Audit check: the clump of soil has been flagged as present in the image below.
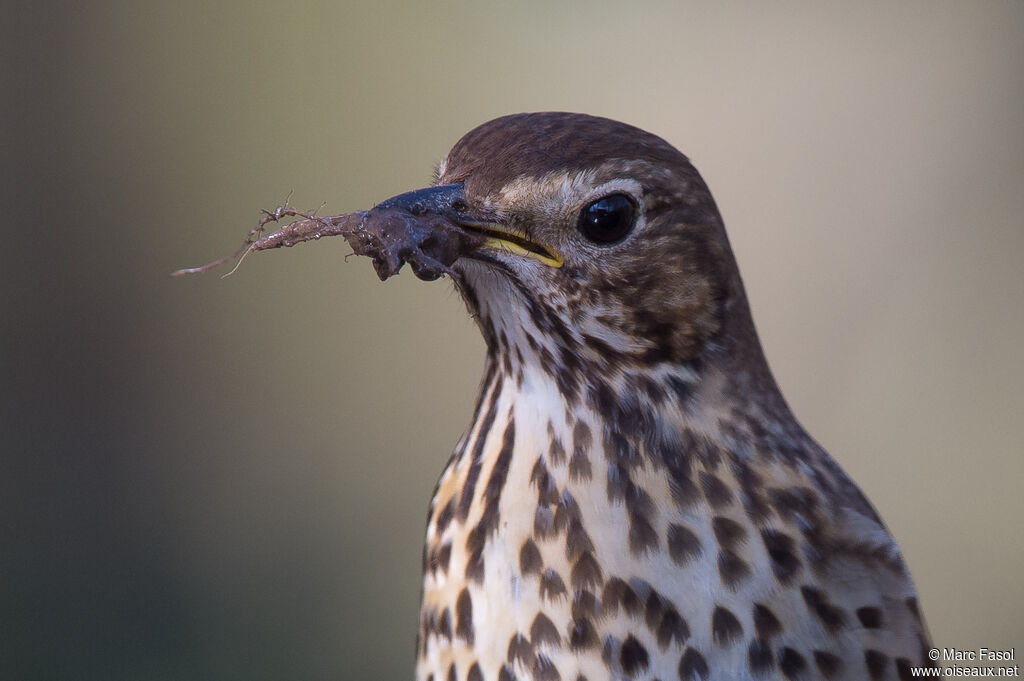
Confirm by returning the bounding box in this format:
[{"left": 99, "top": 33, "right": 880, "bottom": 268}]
[{"left": 173, "top": 201, "right": 483, "bottom": 281}]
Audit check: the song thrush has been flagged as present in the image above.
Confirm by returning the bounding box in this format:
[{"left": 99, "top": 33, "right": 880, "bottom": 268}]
[{"left": 320, "top": 112, "right": 936, "bottom": 680}]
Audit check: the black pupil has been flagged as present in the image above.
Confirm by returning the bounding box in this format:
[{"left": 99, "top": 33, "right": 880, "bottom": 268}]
[{"left": 577, "top": 194, "right": 636, "bottom": 244}]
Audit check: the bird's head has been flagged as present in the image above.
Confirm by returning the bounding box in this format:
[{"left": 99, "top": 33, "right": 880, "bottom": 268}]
[{"left": 371, "top": 113, "right": 764, "bottom": 393}]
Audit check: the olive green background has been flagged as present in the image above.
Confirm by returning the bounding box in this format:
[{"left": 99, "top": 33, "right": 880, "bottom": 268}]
[{"left": 3, "top": 2, "right": 1022, "bottom": 680}]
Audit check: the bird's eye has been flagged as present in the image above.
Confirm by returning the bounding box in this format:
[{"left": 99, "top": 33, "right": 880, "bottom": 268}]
[{"left": 576, "top": 193, "right": 637, "bottom": 244}]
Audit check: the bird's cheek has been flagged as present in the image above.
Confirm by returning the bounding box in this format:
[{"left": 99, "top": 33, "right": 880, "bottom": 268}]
[{"left": 629, "top": 275, "right": 722, "bottom": 361}]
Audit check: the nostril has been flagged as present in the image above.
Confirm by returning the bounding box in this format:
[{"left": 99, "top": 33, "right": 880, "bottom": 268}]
[
  {"left": 409, "top": 202, "right": 427, "bottom": 216},
  {"left": 451, "top": 199, "right": 468, "bottom": 213}
]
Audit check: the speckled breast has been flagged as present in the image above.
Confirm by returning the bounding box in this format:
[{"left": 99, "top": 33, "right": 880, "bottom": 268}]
[{"left": 415, "top": 363, "right": 931, "bottom": 681}]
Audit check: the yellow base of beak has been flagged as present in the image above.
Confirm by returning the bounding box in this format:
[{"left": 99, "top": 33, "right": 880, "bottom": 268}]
[{"left": 482, "top": 237, "right": 563, "bottom": 268}]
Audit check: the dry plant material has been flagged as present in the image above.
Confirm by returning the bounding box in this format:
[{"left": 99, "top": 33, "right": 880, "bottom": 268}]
[{"left": 172, "top": 200, "right": 484, "bottom": 282}]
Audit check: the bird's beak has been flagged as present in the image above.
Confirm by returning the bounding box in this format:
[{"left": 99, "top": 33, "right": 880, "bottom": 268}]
[{"left": 373, "top": 183, "right": 563, "bottom": 269}]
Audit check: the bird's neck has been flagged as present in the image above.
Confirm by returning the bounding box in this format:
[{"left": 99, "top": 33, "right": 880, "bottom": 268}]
[
  {"left": 459, "top": 263, "right": 803, "bottom": 460},
  {"left": 474, "top": 343, "right": 811, "bottom": 475}
]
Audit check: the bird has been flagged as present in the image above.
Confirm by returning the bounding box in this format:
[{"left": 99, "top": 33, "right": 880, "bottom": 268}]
[{"left": 352, "top": 112, "right": 934, "bottom": 681}]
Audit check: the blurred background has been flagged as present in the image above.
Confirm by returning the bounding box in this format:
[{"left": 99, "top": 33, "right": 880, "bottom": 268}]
[{"left": 3, "top": 1, "right": 1022, "bottom": 679}]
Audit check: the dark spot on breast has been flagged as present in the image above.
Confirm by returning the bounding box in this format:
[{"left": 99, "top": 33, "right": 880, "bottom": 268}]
[
  {"left": 896, "top": 657, "right": 914, "bottom": 680},
  {"left": 531, "top": 612, "right": 562, "bottom": 647},
  {"left": 533, "top": 653, "right": 561, "bottom": 681},
  {"left": 761, "top": 529, "right": 801, "bottom": 584},
  {"left": 711, "top": 606, "right": 742, "bottom": 646},
  {"left": 438, "top": 607, "right": 452, "bottom": 639},
  {"left": 752, "top": 603, "right": 782, "bottom": 638},
  {"left": 456, "top": 384, "right": 502, "bottom": 520},
  {"left": 628, "top": 512, "right": 658, "bottom": 555},
  {"left": 699, "top": 471, "right": 734, "bottom": 508},
  {"left": 660, "top": 432, "right": 692, "bottom": 470},
  {"left": 682, "top": 428, "right": 721, "bottom": 469},
  {"left": 455, "top": 588, "right": 474, "bottom": 644},
  {"left": 572, "top": 420, "right": 592, "bottom": 448},
  {"left": 553, "top": 354, "right": 581, "bottom": 404},
  {"left": 620, "top": 635, "right": 650, "bottom": 676},
  {"left": 768, "top": 486, "right": 818, "bottom": 524},
  {"left": 447, "top": 662, "right": 456, "bottom": 681},
  {"left": 566, "top": 518, "right": 595, "bottom": 561},
  {"left": 520, "top": 538, "right": 542, "bottom": 576},
  {"left": 569, "top": 449, "right": 592, "bottom": 481},
  {"left": 741, "top": 487, "right": 774, "bottom": 525},
  {"left": 668, "top": 474, "right": 701, "bottom": 510},
  {"left": 434, "top": 499, "right": 454, "bottom": 535},
  {"left": 508, "top": 632, "right": 536, "bottom": 667},
  {"left": 428, "top": 607, "right": 445, "bottom": 638},
  {"left": 625, "top": 479, "right": 654, "bottom": 514},
  {"left": 572, "top": 590, "right": 600, "bottom": 620},
  {"left": 813, "top": 650, "right": 841, "bottom": 678},
  {"left": 602, "top": 577, "right": 640, "bottom": 617},
  {"left": 856, "top": 606, "right": 883, "bottom": 629},
  {"left": 748, "top": 638, "right": 774, "bottom": 674},
  {"left": 606, "top": 427, "right": 642, "bottom": 469},
  {"left": 589, "top": 380, "right": 617, "bottom": 428},
  {"left": 549, "top": 429, "right": 566, "bottom": 466},
  {"left": 865, "top": 649, "right": 889, "bottom": 680},
  {"left": 643, "top": 591, "right": 665, "bottom": 629},
  {"left": 778, "top": 647, "right": 806, "bottom": 679},
  {"left": 427, "top": 546, "right": 440, "bottom": 575},
  {"left": 534, "top": 505, "right": 556, "bottom": 539},
  {"left": 553, "top": 490, "right": 580, "bottom": 533},
  {"left": 569, "top": 618, "right": 598, "bottom": 650},
  {"left": 540, "top": 568, "right": 567, "bottom": 601},
  {"left": 717, "top": 550, "right": 752, "bottom": 590},
  {"left": 660, "top": 439, "right": 695, "bottom": 491},
  {"left": 531, "top": 456, "right": 559, "bottom": 506},
  {"left": 467, "top": 662, "right": 483, "bottom": 681},
  {"left": 438, "top": 542, "right": 452, "bottom": 574},
  {"left": 606, "top": 461, "right": 629, "bottom": 502},
  {"left": 678, "top": 647, "right": 709, "bottom": 680},
  {"left": 479, "top": 419, "right": 515, "bottom": 531},
  {"left": 465, "top": 552, "right": 484, "bottom": 583},
  {"left": 733, "top": 458, "right": 763, "bottom": 488},
  {"left": 711, "top": 516, "right": 747, "bottom": 548},
  {"left": 498, "top": 664, "right": 517, "bottom": 681},
  {"left": 656, "top": 607, "right": 691, "bottom": 649},
  {"left": 800, "top": 586, "right": 847, "bottom": 633},
  {"left": 667, "top": 523, "right": 703, "bottom": 565},
  {"left": 571, "top": 551, "right": 603, "bottom": 590},
  {"left": 417, "top": 609, "right": 431, "bottom": 655},
  {"left": 465, "top": 525, "right": 486, "bottom": 582},
  {"left": 569, "top": 423, "right": 593, "bottom": 481}
]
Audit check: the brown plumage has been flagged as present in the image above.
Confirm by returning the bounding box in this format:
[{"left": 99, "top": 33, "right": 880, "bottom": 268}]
[{"left": 346, "top": 113, "right": 936, "bottom": 680}]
